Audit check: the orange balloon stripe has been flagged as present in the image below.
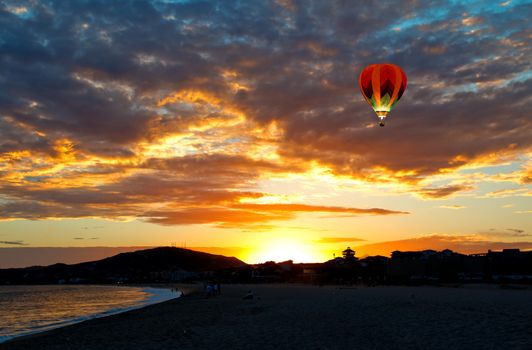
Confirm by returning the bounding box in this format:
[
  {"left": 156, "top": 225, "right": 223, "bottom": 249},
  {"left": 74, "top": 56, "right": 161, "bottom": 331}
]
[
  {"left": 388, "top": 65, "right": 403, "bottom": 109},
  {"left": 401, "top": 69, "right": 407, "bottom": 93},
  {"left": 371, "top": 64, "right": 381, "bottom": 108}
]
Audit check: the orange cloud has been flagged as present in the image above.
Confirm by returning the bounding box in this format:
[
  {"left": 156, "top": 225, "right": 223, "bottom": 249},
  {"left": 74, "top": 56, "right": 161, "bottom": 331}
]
[
  {"left": 232, "top": 203, "right": 408, "bottom": 215},
  {"left": 486, "top": 188, "right": 531, "bottom": 198},
  {"left": 355, "top": 234, "right": 532, "bottom": 257},
  {"left": 519, "top": 169, "right": 531, "bottom": 184},
  {"left": 146, "top": 207, "right": 292, "bottom": 226},
  {"left": 316, "top": 237, "right": 366, "bottom": 243},
  {"left": 146, "top": 203, "right": 407, "bottom": 227},
  {"left": 461, "top": 16, "right": 483, "bottom": 26}
]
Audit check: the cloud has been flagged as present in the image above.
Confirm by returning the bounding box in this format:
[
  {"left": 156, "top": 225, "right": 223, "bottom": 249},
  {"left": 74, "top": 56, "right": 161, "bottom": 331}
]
[
  {"left": 355, "top": 234, "right": 532, "bottom": 257},
  {"left": 232, "top": 203, "right": 408, "bottom": 215},
  {"left": 479, "top": 228, "right": 530, "bottom": 238},
  {"left": 0, "top": 148, "right": 407, "bottom": 226},
  {"left": 146, "top": 207, "right": 290, "bottom": 226},
  {"left": 439, "top": 205, "right": 466, "bottom": 209},
  {"left": 507, "top": 228, "right": 525, "bottom": 234},
  {"left": 417, "top": 185, "right": 473, "bottom": 199},
  {"left": 0, "top": 0, "right": 530, "bottom": 225},
  {"left": 520, "top": 169, "right": 532, "bottom": 184},
  {"left": 316, "top": 237, "right": 366, "bottom": 244},
  {"left": 485, "top": 188, "right": 531, "bottom": 198},
  {"left": 0, "top": 240, "right": 27, "bottom": 246},
  {"left": 146, "top": 204, "right": 406, "bottom": 227}
]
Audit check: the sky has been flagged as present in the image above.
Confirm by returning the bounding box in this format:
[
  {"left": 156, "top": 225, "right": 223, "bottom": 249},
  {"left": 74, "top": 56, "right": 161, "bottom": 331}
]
[{"left": 0, "top": 0, "right": 531, "bottom": 267}]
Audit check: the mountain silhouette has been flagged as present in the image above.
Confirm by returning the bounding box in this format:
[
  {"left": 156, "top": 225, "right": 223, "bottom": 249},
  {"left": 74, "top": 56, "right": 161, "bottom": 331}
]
[{"left": 0, "top": 247, "right": 246, "bottom": 284}]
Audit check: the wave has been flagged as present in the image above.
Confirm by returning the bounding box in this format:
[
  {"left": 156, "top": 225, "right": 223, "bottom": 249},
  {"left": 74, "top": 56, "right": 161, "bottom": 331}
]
[{"left": 0, "top": 287, "right": 180, "bottom": 344}]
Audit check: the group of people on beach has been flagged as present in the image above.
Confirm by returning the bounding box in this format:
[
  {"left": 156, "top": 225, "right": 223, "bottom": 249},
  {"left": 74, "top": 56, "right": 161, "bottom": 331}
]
[{"left": 204, "top": 282, "right": 221, "bottom": 298}]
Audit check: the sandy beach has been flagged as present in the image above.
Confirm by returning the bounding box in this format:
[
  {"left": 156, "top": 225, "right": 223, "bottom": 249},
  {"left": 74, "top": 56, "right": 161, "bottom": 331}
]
[{"left": 1, "top": 284, "right": 531, "bottom": 350}]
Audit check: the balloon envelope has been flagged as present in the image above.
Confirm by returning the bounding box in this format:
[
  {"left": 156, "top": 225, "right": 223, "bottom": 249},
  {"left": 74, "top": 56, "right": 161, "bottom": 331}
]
[{"left": 358, "top": 63, "right": 407, "bottom": 126}]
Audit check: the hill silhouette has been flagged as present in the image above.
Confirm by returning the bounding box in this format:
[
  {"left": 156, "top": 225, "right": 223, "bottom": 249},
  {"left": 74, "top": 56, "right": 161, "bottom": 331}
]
[{"left": 0, "top": 247, "right": 246, "bottom": 284}]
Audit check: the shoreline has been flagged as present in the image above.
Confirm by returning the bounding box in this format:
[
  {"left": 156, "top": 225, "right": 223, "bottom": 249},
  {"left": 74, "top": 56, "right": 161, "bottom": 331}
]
[
  {"left": 0, "top": 284, "right": 198, "bottom": 345},
  {"left": 1, "top": 284, "right": 531, "bottom": 349}
]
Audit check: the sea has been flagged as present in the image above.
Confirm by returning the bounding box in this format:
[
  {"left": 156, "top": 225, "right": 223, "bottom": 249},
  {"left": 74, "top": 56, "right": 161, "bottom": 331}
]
[{"left": 0, "top": 285, "right": 180, "bottom": 343}]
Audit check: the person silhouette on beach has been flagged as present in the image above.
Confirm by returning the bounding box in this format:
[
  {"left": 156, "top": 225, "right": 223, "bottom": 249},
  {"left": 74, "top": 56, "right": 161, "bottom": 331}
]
[{"left": 205, "top": 284, "right": 214, "bottom": 298}]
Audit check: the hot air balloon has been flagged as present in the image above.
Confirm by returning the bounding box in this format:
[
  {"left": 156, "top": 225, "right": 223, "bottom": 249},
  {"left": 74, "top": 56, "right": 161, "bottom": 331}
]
[{"left": 358, "top": 63, "right": 407, "bottom": 127}]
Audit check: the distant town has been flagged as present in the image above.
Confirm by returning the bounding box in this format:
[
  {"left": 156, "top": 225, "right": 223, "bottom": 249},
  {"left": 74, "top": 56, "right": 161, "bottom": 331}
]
[{"left": 1, "top": 247, "right": 531, "bottom": 285}]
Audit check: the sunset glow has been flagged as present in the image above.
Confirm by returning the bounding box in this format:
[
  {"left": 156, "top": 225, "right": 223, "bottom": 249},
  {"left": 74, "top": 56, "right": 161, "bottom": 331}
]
[
  {"left": 0, "top": 0, "right": 531, "bottom": 268},
  {"left": 244, "top": 237, "right": 326, "bottom": 264}
]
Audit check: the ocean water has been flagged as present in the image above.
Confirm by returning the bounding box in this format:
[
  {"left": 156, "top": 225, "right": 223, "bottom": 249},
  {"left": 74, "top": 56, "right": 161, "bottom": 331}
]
[{"left": 0, "top": 285, "right": 179, "bottom": 343}]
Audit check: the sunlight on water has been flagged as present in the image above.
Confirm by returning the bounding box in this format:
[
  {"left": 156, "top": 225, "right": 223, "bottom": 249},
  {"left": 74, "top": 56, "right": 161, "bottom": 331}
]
[{"left": 0, "top": 285, "right": 177, "bottom": 343}]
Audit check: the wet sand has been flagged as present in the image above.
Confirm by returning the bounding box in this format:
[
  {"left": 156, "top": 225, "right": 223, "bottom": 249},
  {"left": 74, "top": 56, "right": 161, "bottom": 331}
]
[{"left": 1, "top": 284, "right": 531, "bottom": 350}]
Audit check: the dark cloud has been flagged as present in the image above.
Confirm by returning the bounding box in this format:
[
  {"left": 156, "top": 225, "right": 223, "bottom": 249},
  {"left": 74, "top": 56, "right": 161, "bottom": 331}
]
[
  {"left": 507, "top": 228, "right": 524, "bottom": 234},
  {"left": 1, "top": 0, "right": 529, "bottom": 162},
  {"left": 417, "top": 184, "right": 473, "bottom": 199},
  {"left": 0, "top": 240, "right": 27, "bottom": 245},
  {"left": 0, "top": 152, "right": 406, "bottom": 224},
  {"left": 0, "top": 0, "right": 530, "bottom": 223},
  {"left": 482, "top": 228, "right": 530, "bottom": 238},
  {"left": 141, "top": 154, "right": 305, "bottom": 177},
  {"left": 0, "top": 155, "right": 277, "bottom": 210},
  {"left": 439, "top": 205, "right": 466, "bottom": 209}
]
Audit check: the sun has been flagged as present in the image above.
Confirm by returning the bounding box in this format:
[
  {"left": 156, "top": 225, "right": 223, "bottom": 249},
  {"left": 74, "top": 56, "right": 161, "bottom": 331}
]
[{"left": 245, "top": 237, "right": 324, "bottom": 264}]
